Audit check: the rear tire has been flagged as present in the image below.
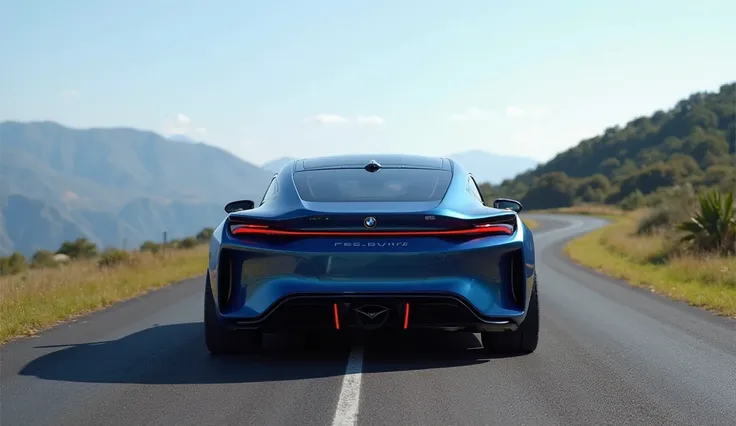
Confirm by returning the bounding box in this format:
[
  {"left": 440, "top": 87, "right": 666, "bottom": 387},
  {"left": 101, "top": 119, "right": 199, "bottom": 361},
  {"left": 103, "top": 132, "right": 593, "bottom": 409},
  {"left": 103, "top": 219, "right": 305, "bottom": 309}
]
[
  {"left": 204, "top": 280, "right": 262, "bottom": 355},
  {"left": 481, "top": 277, "right": 539, "bottom": 354}
]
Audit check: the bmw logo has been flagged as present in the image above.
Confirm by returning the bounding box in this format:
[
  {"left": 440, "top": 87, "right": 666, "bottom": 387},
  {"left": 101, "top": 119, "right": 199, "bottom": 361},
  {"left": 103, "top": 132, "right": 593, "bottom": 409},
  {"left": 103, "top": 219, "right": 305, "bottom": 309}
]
[{"left": 363, "top": 216, "right": 377, "bottom": 228}]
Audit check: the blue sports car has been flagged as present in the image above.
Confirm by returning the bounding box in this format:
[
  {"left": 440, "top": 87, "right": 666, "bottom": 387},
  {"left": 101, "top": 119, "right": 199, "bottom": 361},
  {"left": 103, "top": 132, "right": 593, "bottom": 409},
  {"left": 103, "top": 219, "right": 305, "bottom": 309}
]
[{"left": 204, "top": 154, "right": 539, "bottom": 355}]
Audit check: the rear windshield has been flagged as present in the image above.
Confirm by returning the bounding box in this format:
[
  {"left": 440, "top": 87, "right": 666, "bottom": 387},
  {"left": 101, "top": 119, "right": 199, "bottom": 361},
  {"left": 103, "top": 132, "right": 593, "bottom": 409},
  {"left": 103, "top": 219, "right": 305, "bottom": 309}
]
[{"left": 292, "top": 168, "right": 452, "bottom": 202}]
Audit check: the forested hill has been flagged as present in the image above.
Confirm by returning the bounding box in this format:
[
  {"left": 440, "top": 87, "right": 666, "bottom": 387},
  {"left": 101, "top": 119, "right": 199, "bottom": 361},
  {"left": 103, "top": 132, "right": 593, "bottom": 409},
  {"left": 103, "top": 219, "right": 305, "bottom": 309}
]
[{"left": 483, "top": 82, "right": 735, "bottom": 210}]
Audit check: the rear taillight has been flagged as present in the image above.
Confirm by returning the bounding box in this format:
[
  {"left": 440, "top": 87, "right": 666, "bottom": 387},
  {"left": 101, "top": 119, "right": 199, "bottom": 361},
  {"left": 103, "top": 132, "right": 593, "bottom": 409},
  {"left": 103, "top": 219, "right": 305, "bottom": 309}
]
[
  {"left": 230, "top": 224, "right": 269, "bottom": 233},
  {"left": 229, "top": 222, "right": 514, "bottom": 237},
  {"left": 469, "top": 223, "right": 514, "bottom": 235}
]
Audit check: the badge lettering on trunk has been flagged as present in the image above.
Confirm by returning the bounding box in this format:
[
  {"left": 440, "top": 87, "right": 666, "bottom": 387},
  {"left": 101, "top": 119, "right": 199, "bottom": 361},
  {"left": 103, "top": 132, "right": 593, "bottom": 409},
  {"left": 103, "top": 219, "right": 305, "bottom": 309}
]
[{"left": 334, "top": 242, "right": 409, "bottom": 247}]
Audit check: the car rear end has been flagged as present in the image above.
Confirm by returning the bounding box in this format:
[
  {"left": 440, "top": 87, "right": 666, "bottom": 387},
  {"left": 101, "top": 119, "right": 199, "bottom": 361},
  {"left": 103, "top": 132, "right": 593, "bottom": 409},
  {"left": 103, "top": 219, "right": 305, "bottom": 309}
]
[{"left": 210, "top": 163, "right": 534, "bottom": 334}]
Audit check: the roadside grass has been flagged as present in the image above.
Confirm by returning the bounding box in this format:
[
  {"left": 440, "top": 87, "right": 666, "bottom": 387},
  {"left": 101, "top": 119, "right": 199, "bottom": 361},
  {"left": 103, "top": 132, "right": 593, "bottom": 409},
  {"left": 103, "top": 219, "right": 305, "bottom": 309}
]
[
  {"left": 539, "top": 206, "right": 736, "bottom": 318},
  {"left": 522, "top": 217, "right": 539, "bottom": 230},
  {"left": 0, "top": 246, "right": 208, "bottom": 345}
]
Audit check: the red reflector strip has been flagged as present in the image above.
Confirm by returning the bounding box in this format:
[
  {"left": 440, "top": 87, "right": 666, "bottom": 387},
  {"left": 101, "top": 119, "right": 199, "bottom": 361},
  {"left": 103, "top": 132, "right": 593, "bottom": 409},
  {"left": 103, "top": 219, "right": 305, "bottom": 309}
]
[
  {"left": 230, "top": 223, "right": 513, "bottom": 237},
  {"left": 333, "top": 303, "right": 340, "bottom": 330},
  {"left": 403, "top": 303, "right": 410, "bottom": 329}
]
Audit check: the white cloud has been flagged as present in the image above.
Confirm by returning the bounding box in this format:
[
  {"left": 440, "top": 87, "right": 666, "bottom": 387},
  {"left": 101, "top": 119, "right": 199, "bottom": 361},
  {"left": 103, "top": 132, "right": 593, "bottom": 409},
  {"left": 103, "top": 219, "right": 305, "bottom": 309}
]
[
  {"left": 304, "top": 114, "right": 385, "bottom": 125},
  {"left": 449, "top": 107, "right": 495, "bottom": 122},
  {"left": 356, "top": 115, "right": 385, "bottom": 125},
  {"left": 162, "top": 113, "right": 205, "bottom": 137},
  {"left": 176, "top": 113, "right": 191, "bottom": 124},
  {"left": 304, "top": 114, "right": 350, "bottom": 124}
]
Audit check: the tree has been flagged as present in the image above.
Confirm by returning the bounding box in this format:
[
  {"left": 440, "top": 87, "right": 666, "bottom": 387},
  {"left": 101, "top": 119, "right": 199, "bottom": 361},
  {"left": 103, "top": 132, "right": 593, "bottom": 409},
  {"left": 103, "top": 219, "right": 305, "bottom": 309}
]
[
  {"left": 57, "top": 238, "right": 98, "bottom": 260},
  {"left": 521, "top": 172, "right": 577, "bottom": 210}
]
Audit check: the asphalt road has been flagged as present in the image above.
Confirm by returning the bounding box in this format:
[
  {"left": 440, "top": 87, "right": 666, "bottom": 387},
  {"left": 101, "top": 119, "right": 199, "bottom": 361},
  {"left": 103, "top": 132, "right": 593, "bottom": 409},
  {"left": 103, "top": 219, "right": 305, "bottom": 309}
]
[{"left": 2, "top": 215, "right": 735, "bottom": 426}]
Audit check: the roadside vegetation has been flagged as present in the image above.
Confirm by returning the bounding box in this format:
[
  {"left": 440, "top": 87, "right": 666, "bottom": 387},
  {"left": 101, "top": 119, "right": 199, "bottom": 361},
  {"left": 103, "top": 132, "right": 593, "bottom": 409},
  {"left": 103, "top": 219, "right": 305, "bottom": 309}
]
[
  {"left": 479, "top": 83, "right": 735, "bottom": 212},
  {"left": 0, "top": 229, "right": 214, "bottom": 344},
  {"left": 550, "top": 187, "right": 736, "bottom": 318},
  {"left": 472, "top": 82, "right": 735, "bottom": 318},
  {"left": 522, "top": 217, "right": 539, "bottom": 230}
]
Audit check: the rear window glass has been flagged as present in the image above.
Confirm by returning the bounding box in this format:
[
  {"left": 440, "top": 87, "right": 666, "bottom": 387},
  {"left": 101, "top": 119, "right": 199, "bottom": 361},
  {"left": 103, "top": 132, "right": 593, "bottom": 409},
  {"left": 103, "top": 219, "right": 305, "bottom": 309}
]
[{"left": 292, "top": 168, "right": 453, "bottom": 202}]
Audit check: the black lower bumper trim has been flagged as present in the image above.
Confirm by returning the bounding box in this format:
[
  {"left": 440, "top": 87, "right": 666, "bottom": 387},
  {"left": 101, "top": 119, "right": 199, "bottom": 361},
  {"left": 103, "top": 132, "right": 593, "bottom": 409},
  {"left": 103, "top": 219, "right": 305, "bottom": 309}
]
[{"left": 222, "top": 293, "right": 520, "bottom": 333}]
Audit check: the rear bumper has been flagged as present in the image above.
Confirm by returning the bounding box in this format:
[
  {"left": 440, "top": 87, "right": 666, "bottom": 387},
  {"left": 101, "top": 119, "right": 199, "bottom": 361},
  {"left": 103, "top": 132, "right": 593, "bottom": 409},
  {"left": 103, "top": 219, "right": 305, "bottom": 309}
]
[
  {"left": 208, "top": 226, "right": 536, "bottom": 332},
  {"left": 217, "top": 292, "right": 522, "bottom": 333}
]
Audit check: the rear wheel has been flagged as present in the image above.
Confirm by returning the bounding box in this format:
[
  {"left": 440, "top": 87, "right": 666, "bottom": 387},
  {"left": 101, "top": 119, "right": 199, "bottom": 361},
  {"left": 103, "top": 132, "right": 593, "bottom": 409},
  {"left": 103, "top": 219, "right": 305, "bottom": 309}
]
[
  {"left": 204, "top": 279, "right": 262, "bottom": 355},
  {"left": 481, "top": 277, "right": 539, "bottom": 354}
]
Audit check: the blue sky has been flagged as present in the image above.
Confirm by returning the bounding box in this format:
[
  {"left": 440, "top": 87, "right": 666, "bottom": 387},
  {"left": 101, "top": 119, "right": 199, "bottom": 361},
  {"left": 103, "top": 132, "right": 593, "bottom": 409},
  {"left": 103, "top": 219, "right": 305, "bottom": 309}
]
[{"left": 2, "top": 0, "right": 734, "bottom": 166}]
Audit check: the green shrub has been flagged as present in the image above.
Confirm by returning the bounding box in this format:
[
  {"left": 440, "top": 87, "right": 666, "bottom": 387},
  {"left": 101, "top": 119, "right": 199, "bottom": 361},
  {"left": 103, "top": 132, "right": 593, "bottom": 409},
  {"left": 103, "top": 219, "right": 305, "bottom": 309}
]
[
  {"left": 97, "top": 248, "right": 133, "bottom": 268},
  {"left": 0, "top": 252, "right": 28, "bottom": 276},
  {"left": 637, "top": 207, "right": 680, "bottom": 235},
  {"left": 139, "top": 240, "right": 161, "bottom": 254},
  {"left": 31, "top": 250, "right": 58, "bottom": 269},
  {"left": 619, "top": 189, "right": 645, "bottom": 211},
  {"left": 677, "top": 189, "right": 736, "bottom": 255},
  {"left": 196, "top": 228, "right": 214, "bottom": 242},
  {"left": 178, "top": 237, "right": 198, "bottom": 249}
]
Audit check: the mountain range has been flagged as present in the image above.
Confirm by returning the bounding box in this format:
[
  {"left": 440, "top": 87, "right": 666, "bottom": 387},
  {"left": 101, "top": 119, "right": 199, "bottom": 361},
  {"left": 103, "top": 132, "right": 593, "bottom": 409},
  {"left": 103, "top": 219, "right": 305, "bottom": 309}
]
[
  {"left": 0, "top": 121, "right": 274, "bottom": 256},
  {"left": 1, "top": 121, "right": 538, "bottom": 257}
]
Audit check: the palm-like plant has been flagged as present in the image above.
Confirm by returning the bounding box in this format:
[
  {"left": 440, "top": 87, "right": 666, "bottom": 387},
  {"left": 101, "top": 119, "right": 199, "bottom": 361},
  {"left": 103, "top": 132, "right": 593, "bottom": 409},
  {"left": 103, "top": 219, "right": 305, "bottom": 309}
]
[{"left": 677, "top": 190, "right": 736, "bottom": 255}]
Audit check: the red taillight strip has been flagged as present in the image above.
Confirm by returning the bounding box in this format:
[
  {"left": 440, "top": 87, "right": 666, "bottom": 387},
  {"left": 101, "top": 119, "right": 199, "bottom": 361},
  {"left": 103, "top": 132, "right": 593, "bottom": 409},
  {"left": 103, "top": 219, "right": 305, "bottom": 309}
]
[{"left": 230, "top": 223, "right": 513, "bottom": 237}]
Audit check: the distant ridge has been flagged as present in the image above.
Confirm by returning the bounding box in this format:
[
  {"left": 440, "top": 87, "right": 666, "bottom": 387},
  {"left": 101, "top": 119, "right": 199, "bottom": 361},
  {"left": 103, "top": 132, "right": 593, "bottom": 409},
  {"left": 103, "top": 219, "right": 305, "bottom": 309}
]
[
  {"left": 0, "top": 120, "right": 274, "bottom": 256},
  {"left": 262, "top": 157, "right": 297, "bottom": 173}
]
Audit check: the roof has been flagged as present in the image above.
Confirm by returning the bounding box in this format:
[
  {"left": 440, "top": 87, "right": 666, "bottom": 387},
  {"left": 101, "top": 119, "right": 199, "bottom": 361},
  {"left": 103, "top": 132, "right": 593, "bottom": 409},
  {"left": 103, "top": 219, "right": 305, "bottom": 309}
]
[{"left": 293, "top": 154, "right": 453, "bottom": 172}]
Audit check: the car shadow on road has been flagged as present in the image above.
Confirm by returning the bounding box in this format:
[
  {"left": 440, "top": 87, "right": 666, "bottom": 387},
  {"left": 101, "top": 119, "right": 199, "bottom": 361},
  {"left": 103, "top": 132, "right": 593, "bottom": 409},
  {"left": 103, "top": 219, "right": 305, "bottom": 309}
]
[{"left": 18, "top": 322, "right": 523, "bottom": 385}]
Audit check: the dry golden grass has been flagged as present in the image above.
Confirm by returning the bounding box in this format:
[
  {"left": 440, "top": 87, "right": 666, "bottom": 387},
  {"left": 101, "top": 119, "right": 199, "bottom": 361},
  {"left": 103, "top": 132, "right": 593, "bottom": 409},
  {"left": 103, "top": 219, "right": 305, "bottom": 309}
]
[
  {"left": 522, "top": 217, "right": 539, "bottom": 230},
  {"left": 0, "top": 246, "right": 208, "bottom": 344},
  {"left": 562, "top": 209, "right": 736, "bottom": 318}
]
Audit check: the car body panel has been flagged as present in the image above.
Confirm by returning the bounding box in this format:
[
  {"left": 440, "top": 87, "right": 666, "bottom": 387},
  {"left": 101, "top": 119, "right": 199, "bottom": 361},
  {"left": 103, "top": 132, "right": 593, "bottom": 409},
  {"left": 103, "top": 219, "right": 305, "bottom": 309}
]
[{"left": 206, "top": 154, "right": 536, "bottom": 333}]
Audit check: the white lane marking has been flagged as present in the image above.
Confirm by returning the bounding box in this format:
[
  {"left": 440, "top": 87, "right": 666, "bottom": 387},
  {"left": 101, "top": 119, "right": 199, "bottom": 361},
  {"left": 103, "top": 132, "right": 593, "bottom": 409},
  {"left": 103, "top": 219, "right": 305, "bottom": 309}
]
[{"left": 332, "top": 345, "right": 364, "bottom": 426}]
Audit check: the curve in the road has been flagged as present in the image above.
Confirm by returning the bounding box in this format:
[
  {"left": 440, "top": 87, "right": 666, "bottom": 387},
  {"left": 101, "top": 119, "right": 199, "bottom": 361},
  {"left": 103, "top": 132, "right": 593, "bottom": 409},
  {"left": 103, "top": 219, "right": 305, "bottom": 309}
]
[{"left": 1, "top": 215, "right": 735, "bottom": 426}]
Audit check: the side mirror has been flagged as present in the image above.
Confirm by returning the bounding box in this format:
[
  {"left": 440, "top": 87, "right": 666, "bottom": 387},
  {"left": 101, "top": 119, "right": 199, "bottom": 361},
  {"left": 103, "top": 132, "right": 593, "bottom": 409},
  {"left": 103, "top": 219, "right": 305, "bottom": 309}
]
[
  {"left": 492, "top": 198, "right": 523, "bottom": 213},
  {"left": 224, "top": 200, "right": 255, "bottom": 213}
]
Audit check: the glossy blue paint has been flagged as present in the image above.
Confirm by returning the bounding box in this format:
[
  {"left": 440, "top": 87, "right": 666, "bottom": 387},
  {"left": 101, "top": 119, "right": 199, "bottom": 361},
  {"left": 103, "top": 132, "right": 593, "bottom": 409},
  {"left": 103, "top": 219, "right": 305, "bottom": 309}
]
[{"left": 206, "top": 154, "right": 536, "bottom": 329}]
